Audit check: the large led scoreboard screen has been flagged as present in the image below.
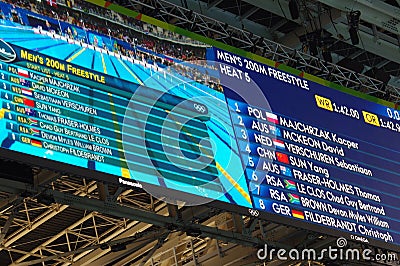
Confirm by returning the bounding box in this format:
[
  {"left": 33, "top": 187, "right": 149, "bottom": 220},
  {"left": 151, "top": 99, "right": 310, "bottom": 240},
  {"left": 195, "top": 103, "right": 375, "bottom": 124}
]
[
  {"left": 210, "top": 47, "right": 400, "bottom": 251},
  {"left": 0, "top": 2, "right": 251, "bottom": 208},
  {"left": 0, "top": 1, "right": 399, "bottom": 252}
]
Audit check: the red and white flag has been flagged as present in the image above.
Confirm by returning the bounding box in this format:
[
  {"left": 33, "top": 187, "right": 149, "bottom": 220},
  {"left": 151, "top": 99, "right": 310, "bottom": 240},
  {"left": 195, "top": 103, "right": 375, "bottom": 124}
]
[
  {"left": 266, "top": 112, "right": 279, "bottom": 124},
  {"left": 47, "top": 0, "right": 58, "bottom": 7},
  {"left": 18, "top": 68, "right": 29, "bottom": 78}
]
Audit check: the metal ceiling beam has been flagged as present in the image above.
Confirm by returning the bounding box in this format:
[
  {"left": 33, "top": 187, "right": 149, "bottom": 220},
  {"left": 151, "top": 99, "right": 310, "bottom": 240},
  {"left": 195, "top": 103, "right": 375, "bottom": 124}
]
[
  {"left": 12, "top": 213, "right": 96, "bottom": 265},
  {"left": 241, "top": 6, "right": 260, "bottom": 20},
  {"left": 0, "top": 210, "right": 15, "bottom": 243},
  {"left": 55, "top": 194, "right": 286, "bottom": 249},
  {"left": 163, "top": 0, "right": 273, "bottom": 40},
  {"left": 125, "top": 0, "right": 255, "bottom": 48},
  {"left": 80, "top": 230, "right": 169, "bottom": 266},
  {"left": 196, "top": 243, "right": 257, "bottom": 265},
  {"left": 0, "top": 178, "right": 290, "bottom": 251},
  {"left": 71, "top": 206, "right": 168, "bottom": 265},
  {"left": 85, "top": 0, "right": 400, "bottom": 101},
  {"left": 112, "top": 240, "right": 158, "bottom": 266},
  {"left": 16, "top": 231, "right": 166, "bottom": 266},
  {"left": 5, "top": 188, "right": 163, "bottom": 265},
  {"left": 33, "top": 169, "right": 60, "bottom": 188},
  {"left": 207, "top": 0, "right": 223, "bottom": 9},
  {"left": 325, "top": 22, "right": 400, "bottom": 65},
  {"left": 59, "top": 191, "right": 156, "bottom": 265},
  {"left": 0, "top": 194, "right": 18, "bottom": 211},
  {"left": 349, "top": 50, "right": 366, "bottom": 60},
  {"left": 375, "top": 59, "right": 390, "bottom": 69},
  {"left": 245, "top": 0, "right": 400, "bottom": 38},
  {"left": 74, "top": 208, "right": 295, "bottom": 265},
  {"left": 270, "top": 18, "right": 290, "bottom": 32},
  {"left": 138, "top": 232, "right": 169, "bottom": 265},
  {"left": 241, "top": 0, "right": 297, "bottom": 21},
  {"left": 71, "top": 224, "right": 155, "bottom": 265},
  {"left": 249, "top": 0, "right": 400, "bottom": 88},
  {"left": 277, "top": 8, "right": 342, "bottom": 48},
  {"left": 241, "top": 0, "right": 400, "bottom": 67},
  {"left": 319, "top": 0, "right": 400, "bottom": 36},
  {"left": 1, "top": 181, "right": 98, "bottom": 250}
]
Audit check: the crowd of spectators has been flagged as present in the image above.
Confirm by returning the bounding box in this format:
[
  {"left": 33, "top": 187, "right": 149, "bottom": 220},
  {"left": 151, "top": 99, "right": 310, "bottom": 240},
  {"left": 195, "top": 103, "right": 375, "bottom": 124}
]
[
  {"left": 1, "top": 0, "right": 205, "bottom": 61},
  {"left": 71, "top": 0, "right": 206, "bottom": 60}
]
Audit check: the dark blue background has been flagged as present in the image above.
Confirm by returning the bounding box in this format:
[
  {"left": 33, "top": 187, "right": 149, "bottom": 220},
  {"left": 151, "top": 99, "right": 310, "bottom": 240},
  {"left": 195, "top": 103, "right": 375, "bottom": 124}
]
[{"left": 211, "top": 48, "right": 400, "bottom": 247}]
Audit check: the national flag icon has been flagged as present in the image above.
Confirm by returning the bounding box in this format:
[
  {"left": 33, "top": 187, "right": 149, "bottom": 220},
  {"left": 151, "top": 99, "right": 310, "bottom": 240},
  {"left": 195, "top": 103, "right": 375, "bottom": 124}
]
[
  {"left": 28, "top": 118, "right": 38, "bottom": 126},
  {"left": 292, "top": 209, "right": 304, "bottom": 219},
  {"left": 23, "top": 98, "right": 35, "bottom": 108},
  {"left": 269, "top": 125, "right": 281, "bottom": 137},
  {"left": 276, "top": 151, "right": 289, "bottom": 164},
  {"left": 266, "top": 112, "right": 279, "bottom": 124},
  {"left": 280, "top": 165, "right": 292, "bottom": 177},
  {"left": 284, "top": 179, "right": 296, "bottom": 190},
  {"left": 25, "top": 108, "right": 36, "bottom": 116},
  {"left": 21, "top": 88, "right": 33, "bottom": 97},
  {"left": 30, "top": 128, "right": 40, "bottom": 137},
  {"left": 20, "top": 78, "right": 31, "bottom": 87},
  {"left": 288, "top": 193, "right": 300, "bottom": 204},
  {"left": 273, "top": 139, "right": 285, "bottom": 150},
  {"left": 18, "top": 68, "right": 29, "bottom": 78},
  {"left": 31, "top": 139, "right": 42, "bottom": 148}
]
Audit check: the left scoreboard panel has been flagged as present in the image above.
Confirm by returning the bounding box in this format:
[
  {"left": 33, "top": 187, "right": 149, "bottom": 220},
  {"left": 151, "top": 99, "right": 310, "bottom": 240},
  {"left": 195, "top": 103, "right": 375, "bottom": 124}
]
[{"left": 0, "top": 5, "right": 252, "bottom": 209}]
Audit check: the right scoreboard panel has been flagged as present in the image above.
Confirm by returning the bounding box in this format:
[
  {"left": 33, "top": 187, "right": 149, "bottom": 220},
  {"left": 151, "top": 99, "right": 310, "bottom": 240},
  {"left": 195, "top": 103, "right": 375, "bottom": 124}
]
[{"left": 211, "top": 47, "right": 400, "bottom": 251}]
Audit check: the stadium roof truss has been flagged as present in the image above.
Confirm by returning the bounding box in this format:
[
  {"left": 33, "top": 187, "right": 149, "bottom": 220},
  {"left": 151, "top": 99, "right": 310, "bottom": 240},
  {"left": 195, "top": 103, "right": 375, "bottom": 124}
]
[
  {"left": 0, "top": 169, "right": 394, "bottom": 265},
  {"left": 116, "top": 0, "right": 400, "bottom": 103},
  {"left": 0, "top": 171, "right": 346, "bottom": 265}
]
